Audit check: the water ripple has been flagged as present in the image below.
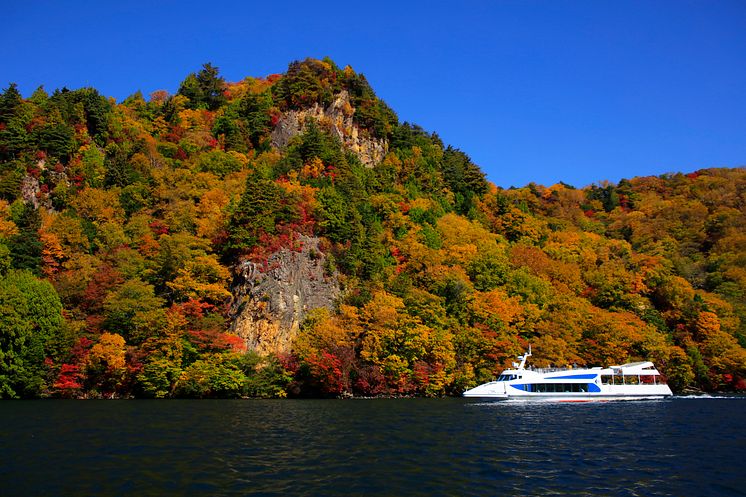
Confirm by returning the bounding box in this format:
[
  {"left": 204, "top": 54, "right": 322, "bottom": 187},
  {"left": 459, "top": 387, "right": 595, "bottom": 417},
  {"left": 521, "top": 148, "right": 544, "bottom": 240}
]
[{"left": 1, "top": 398, "right": 745, "bottom": 496}]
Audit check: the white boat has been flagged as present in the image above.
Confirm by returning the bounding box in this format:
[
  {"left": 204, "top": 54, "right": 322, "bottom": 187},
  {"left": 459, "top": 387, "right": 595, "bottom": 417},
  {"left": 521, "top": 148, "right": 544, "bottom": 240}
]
[{"left": 463, "top": 347, "right": 673, "bottom": 401}]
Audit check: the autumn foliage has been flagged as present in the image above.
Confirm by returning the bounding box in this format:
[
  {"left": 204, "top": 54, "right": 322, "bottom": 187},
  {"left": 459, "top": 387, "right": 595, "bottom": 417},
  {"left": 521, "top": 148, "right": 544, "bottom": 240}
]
[{"left": 0, "top": 59, "right": 744, "bottom": 398}]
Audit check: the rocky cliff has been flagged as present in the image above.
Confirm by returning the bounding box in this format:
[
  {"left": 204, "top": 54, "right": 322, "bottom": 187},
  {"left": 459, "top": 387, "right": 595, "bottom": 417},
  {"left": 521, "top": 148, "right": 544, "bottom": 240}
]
[
  {"left": 229, "top": 235, "right": 341, "bottom": 354},
  {"left": 271, "top": 90, "right": 388, "bottom": 167},
  {"left": 230, "top": 92, "right": 385, "bottom": 355}
]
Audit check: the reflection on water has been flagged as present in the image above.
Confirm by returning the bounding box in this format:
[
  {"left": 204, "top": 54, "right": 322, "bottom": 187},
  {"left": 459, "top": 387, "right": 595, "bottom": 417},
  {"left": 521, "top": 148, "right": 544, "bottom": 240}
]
[{"left": 0, "top": 398, "right": 744, "bottom": 496}]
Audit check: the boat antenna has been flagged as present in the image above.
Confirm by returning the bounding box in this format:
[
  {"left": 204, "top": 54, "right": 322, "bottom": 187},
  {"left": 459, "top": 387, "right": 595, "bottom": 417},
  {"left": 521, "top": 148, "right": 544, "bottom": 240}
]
[{"left": 516, "top": 345, "right": 532, "bottom": 370}]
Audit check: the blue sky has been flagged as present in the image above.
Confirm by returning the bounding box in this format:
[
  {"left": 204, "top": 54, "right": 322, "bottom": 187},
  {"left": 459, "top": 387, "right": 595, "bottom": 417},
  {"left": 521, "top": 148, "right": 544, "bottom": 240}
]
[{"left": 3, "top": 1, "right": 745, "bottom": 188}]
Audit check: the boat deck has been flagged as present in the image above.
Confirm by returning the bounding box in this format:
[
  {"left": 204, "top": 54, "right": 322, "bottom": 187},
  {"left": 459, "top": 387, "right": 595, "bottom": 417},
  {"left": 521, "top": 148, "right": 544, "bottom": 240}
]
[{"left": 526, "top": 366, "right": 592, "bottom": 374}]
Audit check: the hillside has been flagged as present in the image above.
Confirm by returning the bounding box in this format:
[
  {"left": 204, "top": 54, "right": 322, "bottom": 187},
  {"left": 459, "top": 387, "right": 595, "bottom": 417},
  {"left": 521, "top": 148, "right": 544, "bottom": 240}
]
[{"left": 0, "top": 58, "right": 744, "bottom": 398}]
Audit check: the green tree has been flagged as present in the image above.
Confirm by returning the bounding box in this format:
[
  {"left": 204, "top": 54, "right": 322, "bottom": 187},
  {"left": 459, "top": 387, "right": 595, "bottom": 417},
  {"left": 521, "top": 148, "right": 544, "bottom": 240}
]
[
  {"left": 175, "top": 353, "right": 247, "bottom": 398},
  {"left": 47, "top": 87, "right": 111, "bottom": 144},
  {"left": 0, "top": 270, "right": 63, "bottom": 397},
  {"left": 177, "top": 63, "right": 226, "bottom": 111},
  {"left": 441, "top": 146, "right": 487, "bottom": 216},
  {"left": 103, "top": 279, "right": 165, "bottom": 344},
  {"left": 0, "top": 83, "right": 23, "bottom": 122},
  {"left": 272, "top": 58, "right": 338, "bottom": 110},
  {"left": 225, "top": 175, "right": 293, "bottom": 256},
  {"left": 9, "top": 203, "right": 42, "bottom": 275},
  {"left": 196, "top": 150, "right": 244, "bottom": 178},
  {"left": 0, "top": 85, "right": 32, "bottom": 162},
  {"left": 137, "top": 356, "right": 182, "bottom": 398},
  {"left": 236, "top": 352, "right": 292, "bottom": 398},
  {"left": 239, "top": 90, "right": 274, "bottom": 151},
  {"left": 34, "top": 123, "right": 76, "bottom": 162}
]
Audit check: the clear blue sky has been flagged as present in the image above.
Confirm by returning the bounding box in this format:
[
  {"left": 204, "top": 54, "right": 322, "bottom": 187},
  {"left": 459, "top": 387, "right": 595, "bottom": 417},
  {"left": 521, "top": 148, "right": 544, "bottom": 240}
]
[{"left": 3, "top": 1, "right": 745, "bottom": 188}]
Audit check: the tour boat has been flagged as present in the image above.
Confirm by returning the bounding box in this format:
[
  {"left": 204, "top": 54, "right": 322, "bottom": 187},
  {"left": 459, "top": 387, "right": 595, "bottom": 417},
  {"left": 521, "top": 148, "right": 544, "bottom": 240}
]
[{"left": 463, "top": 347, "right": 673, "bottom": 401}]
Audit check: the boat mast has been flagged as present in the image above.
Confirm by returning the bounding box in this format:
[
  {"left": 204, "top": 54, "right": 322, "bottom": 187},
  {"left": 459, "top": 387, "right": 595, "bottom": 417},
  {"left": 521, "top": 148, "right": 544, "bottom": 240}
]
[{"left": 513, "top": 345, "right": 532, "bottom": 370}]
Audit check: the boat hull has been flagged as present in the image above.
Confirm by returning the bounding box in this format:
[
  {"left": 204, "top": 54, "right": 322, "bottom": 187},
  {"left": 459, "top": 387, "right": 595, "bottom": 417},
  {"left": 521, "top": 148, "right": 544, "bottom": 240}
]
[{"left": 464, "top": 393, "right": 671, "bottom": 401}]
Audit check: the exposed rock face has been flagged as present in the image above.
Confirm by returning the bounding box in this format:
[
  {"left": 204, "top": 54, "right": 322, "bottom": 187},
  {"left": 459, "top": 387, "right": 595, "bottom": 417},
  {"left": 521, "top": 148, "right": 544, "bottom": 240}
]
[
  {"left": 271, "top": 90, "right": 388, "bottom": 167},
  {"left": 21, "top": 175, "right": 40, "bottom": 209},
  {"left": 230, "top": 235, "right": 341, "bottom": 354},
  {"left": 21, "top": 159, "right": 69, "bottom": 211}
]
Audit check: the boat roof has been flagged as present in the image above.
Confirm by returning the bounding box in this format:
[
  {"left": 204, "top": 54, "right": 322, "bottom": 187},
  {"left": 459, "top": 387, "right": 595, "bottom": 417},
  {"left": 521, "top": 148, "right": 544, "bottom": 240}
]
[
  {"left": 501, "top": 360, "right": 660, "bottom": 376},
  {"left": 618, "top": 361, "right": 650, "bottom": 368},
  {"left": 611, "top": 361, "right": 659, "bottom": 373}
]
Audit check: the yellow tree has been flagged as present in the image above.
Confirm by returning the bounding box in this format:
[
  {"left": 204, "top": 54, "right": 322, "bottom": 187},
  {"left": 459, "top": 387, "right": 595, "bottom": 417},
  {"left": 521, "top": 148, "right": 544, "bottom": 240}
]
[
  {"left": 166, "top": 254, "right": 231, "bottom": 304},
  {"left": 359, "top": 291, "right": 428, "bottom": 392},
  {"left": 294, "top": 305, "right": 363, "bottom": 359},
  {"left": 0, "top": 200, "right": 18, "bottom": 238},
  {"left": 85, "top": 332, "right": 127, "bottom": 395}
]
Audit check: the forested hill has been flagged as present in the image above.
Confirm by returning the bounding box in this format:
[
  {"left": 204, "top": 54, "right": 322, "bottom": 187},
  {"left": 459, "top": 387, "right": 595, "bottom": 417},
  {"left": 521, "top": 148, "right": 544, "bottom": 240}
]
[{"left": 0, "top": 58, "right": 744, "bottom": 399}]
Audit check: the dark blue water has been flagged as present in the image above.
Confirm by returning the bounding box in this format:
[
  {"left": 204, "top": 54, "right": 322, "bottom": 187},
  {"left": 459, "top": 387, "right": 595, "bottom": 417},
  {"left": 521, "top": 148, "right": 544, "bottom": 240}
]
[{"left": 1, "top": 397, "right": 744, "bottom": 496}]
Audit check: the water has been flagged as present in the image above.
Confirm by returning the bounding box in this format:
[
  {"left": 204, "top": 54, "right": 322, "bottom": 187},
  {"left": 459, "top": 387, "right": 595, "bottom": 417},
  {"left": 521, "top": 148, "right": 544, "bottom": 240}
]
[{"left": 1, "top": 397, "right": 744, "bottom": 496}]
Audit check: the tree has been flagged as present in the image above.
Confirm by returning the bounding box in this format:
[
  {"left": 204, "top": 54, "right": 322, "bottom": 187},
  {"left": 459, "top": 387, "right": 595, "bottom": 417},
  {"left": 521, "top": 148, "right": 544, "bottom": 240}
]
[
  {"left": 166, "top": 254, "right": 231, "bottom": 304},
  {"left": 177, "top": 63, "right": 226, "bottom": 111},
  {"left": 237, "top": 351, "right": 292, "bottom": 398},
  {"left": 239, "top": 90, "right": 273, "bottom": 151},
  {"left": 0, "top": 270, "right": 63, "bottom": 397},
  {"left": 225, "top": 175, "right": 285, "bottom": 256},
  {"left": 0, "top": 85, "right": 32, "bottom": 163},
  {"left": 175, "top": 353, "right": 247, "bottom": 398},
  {"left": 195, "top": 150, "right": 245, "bottom": 178},
  {"left": 85, "top": 332, "right": 127, "bottom": 395},
  {"left": 137, "top": 356, "right": 182, "bottom": 398},
  {"left": 151, "top": 232, "right": 212, "bottom": 295},
  {"left": 9, "top": 203, "right": 42, "bottom": 275},
  {"left": 34, "top": 123, "right": 76, "bottom": 162},
  {"left": 441, "top": 146, "right": 488, "bottom": 215},
  {"left": 272, "top": 58, "right": 337, "bottom": 110},
  {"left": 0, "top": 83, "right": 22, "bottom": 121},
  {"left": 103, "top": 279, "right": 165, "bottom": 344}
]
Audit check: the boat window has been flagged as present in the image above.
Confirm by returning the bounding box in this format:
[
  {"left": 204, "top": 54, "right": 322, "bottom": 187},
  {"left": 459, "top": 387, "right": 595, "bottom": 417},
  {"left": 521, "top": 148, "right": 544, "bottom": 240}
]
[
  {"left": 640, "top": 375, "right": 656, "bottom": 385},
  {"left": 531, "top": 383, "right": 594, "bottom": 393},
  {"left": 613, "top": 374, "right": 624, "bottom": 385},
  {"left": 625, "top": 375, "right": 640, "bottom": 385},
  {"left": 601, "top": 375, "right": 613, "bottom": 385}
]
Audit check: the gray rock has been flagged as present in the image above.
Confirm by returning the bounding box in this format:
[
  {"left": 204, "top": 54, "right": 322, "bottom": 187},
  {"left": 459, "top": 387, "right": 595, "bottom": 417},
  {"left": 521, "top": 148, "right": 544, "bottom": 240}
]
[
  {"left": 230, "top": 234, "right": 341, "bottom": 354},
  {"left": 270, "top": 90, "right": 388, "bottom": 168}
]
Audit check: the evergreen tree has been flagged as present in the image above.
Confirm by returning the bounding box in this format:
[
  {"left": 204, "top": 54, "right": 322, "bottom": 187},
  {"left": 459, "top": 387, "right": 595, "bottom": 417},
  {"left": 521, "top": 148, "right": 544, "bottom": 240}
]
[
  {"left": 0, "top": 83, "right": 22, "bottom": 122},
  {"left": 225, "top": 175, "right": 284, "bottom": 256},
  {"left": 9, "top": 204, "right": 42, "bottom": 275},
  {"left": 178, "top": 63, "right": 226, "bottom": 111}
]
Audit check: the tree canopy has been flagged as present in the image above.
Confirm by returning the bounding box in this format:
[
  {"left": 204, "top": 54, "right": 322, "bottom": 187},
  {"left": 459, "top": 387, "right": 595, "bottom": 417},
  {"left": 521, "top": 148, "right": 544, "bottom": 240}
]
[{"left": 0, "top": 60, "right": 744, "bottom": 398}]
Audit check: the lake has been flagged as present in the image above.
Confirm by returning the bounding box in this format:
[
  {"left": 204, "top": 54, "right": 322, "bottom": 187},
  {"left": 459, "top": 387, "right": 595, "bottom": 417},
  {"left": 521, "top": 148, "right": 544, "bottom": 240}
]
[{"left": 1, "top": 397, "right": 744, "bottom": 496}]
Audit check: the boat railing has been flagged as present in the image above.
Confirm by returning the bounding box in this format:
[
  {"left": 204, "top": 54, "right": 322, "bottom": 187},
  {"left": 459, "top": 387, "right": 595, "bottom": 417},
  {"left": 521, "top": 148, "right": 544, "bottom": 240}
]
[{"left": 527, "top": 366, "right": 587, "bottom": 374}]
